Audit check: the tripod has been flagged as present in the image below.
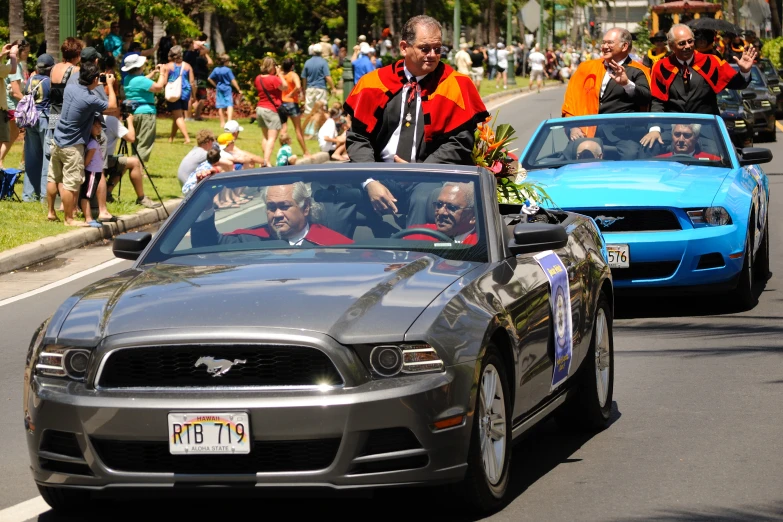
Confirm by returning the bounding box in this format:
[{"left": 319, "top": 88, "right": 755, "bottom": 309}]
[{"left": 114, "top": 118, "right": 168, "bottom": 217}]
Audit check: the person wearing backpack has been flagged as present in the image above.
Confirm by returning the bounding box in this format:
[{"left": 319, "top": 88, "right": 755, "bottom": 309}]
[
  {"left": 20, "top": 54, "right": 53, "bottom": 201},
  {"left": 121, "top": 54, "right": 168, "bottom": 163},
  {"left": 164, "top": 45, "right": 195, "bottom": 144}
]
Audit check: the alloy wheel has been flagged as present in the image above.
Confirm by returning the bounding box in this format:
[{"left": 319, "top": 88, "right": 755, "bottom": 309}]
[{"left": 479, "top": 363, "right": 507, "bottom": 486}]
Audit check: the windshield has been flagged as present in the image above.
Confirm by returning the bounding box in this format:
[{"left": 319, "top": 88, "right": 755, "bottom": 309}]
[
  {"left": 522, "top": 117, "right": 732, "bottom": 169},
  {"left": 758, "top": 59, "right": 778, "bottom": 77},
  {"left": 143, "top": 170, "right": 488, "bottom": 264},
  {"left": 718, "top": 89, "right": 741, "bottom": 104}
]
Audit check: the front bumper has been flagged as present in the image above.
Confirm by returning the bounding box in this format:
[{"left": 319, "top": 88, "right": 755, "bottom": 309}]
[
  {"left": 25, "top": 338, "right": 478, "bottom": 491},
  {"left": 602, "top": 224, "right": 745, "bottom": 290},
  {"left": 749, "top": 107, "right": 776, "bottom": 133}
]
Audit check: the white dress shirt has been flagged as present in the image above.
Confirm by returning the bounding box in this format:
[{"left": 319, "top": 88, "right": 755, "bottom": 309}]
[
  {"left": 380, "top": 64, "right": 426, "bottom": 163},
  {"left": 600, "top": 56, "right": 636, "bottom": 99},
  {"left": 285, "top": 223, "right": 310, "bottom": 246}
]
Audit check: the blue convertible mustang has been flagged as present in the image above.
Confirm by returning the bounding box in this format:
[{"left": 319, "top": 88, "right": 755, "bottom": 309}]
[{"left": 520, "top": 113, "right": 771, "bottom": 309}]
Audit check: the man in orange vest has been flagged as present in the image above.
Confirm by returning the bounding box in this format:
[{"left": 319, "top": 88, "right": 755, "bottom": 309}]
[
  {"left": 561, "top": 27, "right": 651, "bottom": 159},
  {"left": 562, "top": 27, "right": 651, "bottom": 140}
]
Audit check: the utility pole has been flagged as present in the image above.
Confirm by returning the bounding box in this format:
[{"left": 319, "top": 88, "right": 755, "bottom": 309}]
[
  {"left": 342, "top": 0, "right": 357, "bottom": 100},
  {"left": 540, "top": 0, "right": 545, "bottom": 47},
  {"left": 508, "top": 0, "right": 517, "bottom": 85},
  {"left": 454, "top": 0, "right": 461, "bottom": 47}
]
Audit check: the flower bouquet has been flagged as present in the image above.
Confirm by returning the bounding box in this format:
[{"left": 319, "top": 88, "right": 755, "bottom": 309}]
[{"left": 472, "top": 114, "right": 554, "bottom": 213}]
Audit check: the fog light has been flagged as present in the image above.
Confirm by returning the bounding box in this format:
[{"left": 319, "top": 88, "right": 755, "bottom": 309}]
[{"left": 370, "top": 345, "right": 403, "bottom": 377}]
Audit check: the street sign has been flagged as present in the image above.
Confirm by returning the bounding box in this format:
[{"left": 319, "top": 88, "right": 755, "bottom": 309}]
[{"left": 521, "top": 0, "right": 540, "bottom": 32}]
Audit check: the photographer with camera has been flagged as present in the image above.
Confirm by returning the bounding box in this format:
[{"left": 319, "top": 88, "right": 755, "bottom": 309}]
[
  {"left": 46, "top": 62, "right": 117, "bottom": 226},
  {"left": 120, "top": 54, "right": 167, "bottom": 163}
]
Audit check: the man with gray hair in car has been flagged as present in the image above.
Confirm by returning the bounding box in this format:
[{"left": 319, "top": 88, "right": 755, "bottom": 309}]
[
  {"left": 405, "top": 182, "right": 478, "bottom": 244},
  {"left": 192, "top": 182, "right": 353, "bottom": 247},
  {"left": 655, "top": 123, "right": 721, "bottom": 161}
]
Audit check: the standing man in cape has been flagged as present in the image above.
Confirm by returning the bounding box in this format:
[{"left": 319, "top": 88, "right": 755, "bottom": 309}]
[
  {"left": 343, "top": 15, "right": 489, "bottom": 223},
  {"left": 561, "top": 27, "right": 651, "bottom": 159},
  {"left": 641, "top": 24, "right": 756, "bottom": 148}
]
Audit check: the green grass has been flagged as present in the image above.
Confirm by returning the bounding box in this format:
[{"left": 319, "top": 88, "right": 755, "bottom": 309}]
[
  {"left": 0, "top": 117, "right": 323, "bottom": 251},
  {"left": 0, "top": 80, "right": 554, "bottom": 252}
]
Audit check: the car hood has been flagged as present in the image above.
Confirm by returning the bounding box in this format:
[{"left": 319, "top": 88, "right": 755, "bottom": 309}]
[
  {"left": 527, "top": 161, "right": 733, "bottom": 208},
  {"left": 53, "top": 250, "right": 482, "bottom": 346}
]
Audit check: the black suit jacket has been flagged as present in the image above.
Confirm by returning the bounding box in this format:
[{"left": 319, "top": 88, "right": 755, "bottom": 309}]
[
  {"left": 599, "top": 61, "right": 652, "bottom": 114},
  {"left": 346, "top": 89, "right": 475, "bottom": 165},
  {"left": 651, "top": 65, "right": 751, "bottom": 115}
]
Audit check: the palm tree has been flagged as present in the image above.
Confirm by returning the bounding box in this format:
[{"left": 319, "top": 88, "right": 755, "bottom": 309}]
[
  {"left": 384, "top": 0, "right": 395, "bottom": 37},
  {"left": 9, "top": 0, "right": 23, "bottom": 42},
  {"left": 44, "top": 0, "right": 59, "bottom": 60}
]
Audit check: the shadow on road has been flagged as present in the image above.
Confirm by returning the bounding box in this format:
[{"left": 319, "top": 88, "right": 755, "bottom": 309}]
[
  {"left": 608, "top": 500, "right": 783, "bottom": 521},
  {"left": 34, "top": 405, "right": 621, "bottom": 522},
  {"left": 614, "top": 273, "right": 772, "bottom": 320}
]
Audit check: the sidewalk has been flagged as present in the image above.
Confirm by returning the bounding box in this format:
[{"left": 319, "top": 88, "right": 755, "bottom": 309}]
[{"left": 0, "top": 84, "right": 560, "bottom": 275}]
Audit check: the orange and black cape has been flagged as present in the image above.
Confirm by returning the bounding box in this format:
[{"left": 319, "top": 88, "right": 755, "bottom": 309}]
[
  {"left": 651, "top": 52, "right": 738, "bottom": 101},
  {"left": 561, "top": 58, "right": 651, "bottom": 137},
  {"left": 343, "top": 60, "right": 488, "bottom": 144}
]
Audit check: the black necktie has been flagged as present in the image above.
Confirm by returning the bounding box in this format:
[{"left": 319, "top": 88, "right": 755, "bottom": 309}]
[{"left": 396, "top": 77, "right": 418, "bottom": 162}]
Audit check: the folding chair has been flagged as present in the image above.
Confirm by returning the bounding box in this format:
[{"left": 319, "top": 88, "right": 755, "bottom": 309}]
[{"left": 0, "top": 168, "right": 23, "bottom": 201}]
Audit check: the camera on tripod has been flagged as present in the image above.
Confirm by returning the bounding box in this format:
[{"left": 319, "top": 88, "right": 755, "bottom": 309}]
[{"left": 120, "top": 100, "right": 139, "bottom": 120}]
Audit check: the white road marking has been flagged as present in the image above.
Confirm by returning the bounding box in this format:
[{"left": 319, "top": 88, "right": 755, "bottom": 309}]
[
  {"left": 0, "top": 258, "right": 124, "bottom": 308},
  {"left": 0, "top": 496, "right": 48, "bottom": 522}
]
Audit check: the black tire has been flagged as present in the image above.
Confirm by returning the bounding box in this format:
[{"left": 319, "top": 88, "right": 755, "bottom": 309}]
[
  {"left": 458, "top": 344, "right": 512, "bottom": 514},
  {"left": 730, "top": 233, "right": 757, "bottom": 310},
  {"left": 754, "top": 222, "right": 770, "bottom": 281},
  {"left": 37, "top": 484, "right": 90, "bottom": 513},
  {"left": 555, "top": 291, "right": 614, "bottom": 432}
]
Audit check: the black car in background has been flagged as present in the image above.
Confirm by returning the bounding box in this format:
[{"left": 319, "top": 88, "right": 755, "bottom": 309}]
[
  {"left": 718, "top": 88, "right": 754, "bottom": 147},
  {"left": 757, "top": 58, "right": 783, "bottom": 116},
  {"left": 732, "top": 64, "right": 776, "bottom": 142}
]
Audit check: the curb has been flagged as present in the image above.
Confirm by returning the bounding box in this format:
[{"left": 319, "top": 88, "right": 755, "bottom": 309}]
[
  {"left": 1, "top": 153, "right": 333, "bottom": 275},
  {"left": 1, "top": 84, "right": 551, "bottom": 275}
]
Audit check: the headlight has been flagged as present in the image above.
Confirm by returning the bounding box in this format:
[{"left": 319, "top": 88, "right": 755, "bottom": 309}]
[
  {"left": 735, "top": 120, "right": 746, "bottom": 128},
  {"left": 35, "top": 345, "right": 92, "bottom": 381},
  {"left": 761, "top": 100, "right": 772, "bottom": 108},
  {"left": 687, "top": 207, "right": 733, "bottom": 226},
  {"left": 368, "top": 343, "right": 444, "bottom": 377}
]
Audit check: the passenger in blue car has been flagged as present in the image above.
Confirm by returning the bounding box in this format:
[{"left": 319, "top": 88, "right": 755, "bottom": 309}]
[
  {"left": 576, "top": 140, "right": 603, "bottom": 160},
  {"left": 655, "top": 123, "right": 720, "bottom": 161}
]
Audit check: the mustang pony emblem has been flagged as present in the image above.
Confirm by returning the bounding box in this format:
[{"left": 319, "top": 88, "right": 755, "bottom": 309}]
[
  {"left": 594, "top": 215, "right": 625, "bottom": 228},
  {"left": 194, "top": 356, "right": 247, "bottom": 377}
]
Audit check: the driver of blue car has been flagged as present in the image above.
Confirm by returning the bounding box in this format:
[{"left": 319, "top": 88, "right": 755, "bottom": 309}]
[
  {"left": 655, "top": 123, "right": 721, "bottom": 161},
  {"left": 404, "top": 182, "right": 478, "bottom": 244}
]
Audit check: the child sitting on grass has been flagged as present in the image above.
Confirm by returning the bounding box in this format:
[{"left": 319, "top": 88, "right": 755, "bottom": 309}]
[
  {"left": 182, "top": 148, "right": 223, "bottom": 196},
  {"left": 276, "top": 133, "right": 298, "bottom": 166}
]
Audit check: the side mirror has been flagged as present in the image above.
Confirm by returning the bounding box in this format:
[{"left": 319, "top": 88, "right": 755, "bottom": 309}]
[
  {"left": 113, "top": 232, "right": 152, "bottom": 260},
  {"left": 738, "top": 147, "right": 773, "bottom": 166},
  {"left": 741, "top": 91, "right": 757, "bottom": 100},
  {"left": 508, "top": 222, "right": 568, "bottom": 255}
]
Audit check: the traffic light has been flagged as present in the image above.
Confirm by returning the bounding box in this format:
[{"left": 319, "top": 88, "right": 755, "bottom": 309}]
[{"left": 590, "top": 20, "right": 595, "bottom": 37}]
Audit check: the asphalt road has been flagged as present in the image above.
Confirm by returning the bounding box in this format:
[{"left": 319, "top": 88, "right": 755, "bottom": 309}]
[{"left": 2, "top": 86, "right": 783, "bottom": 521}]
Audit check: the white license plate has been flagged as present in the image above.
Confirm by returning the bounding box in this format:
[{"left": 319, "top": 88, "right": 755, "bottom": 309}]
[
  {"left": 606, "top": 244, "right": 630, "bottom": 268},
  {"left": 168, "top": 412, "right": 250, "bottom": 455}
]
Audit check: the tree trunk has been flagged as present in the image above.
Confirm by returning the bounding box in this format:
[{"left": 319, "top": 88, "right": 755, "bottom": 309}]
[
  {"left": 394, "top": 0, "right": 403, "bottom": 40},
  {"left": 152, "top": 16, "right": 166, "bottom": 64},
  {"left": 44, "top": 0, "right": 60, "bottom": 61},
  {"left": 202, "top": 10, "right": 212, "bottom": 44},
  {"left": 770, "top": 0, "right": 782, "bottom": 37},
  {"left": 384, "top": 0, "right": 395, "bottom": 36},
  {"left": 488, "top": 0, "right": 497, "bottom": 43},
  {"left": 9, "top": 0, "right": 23, "bottom": 43},
  {"left": 118, "top": 5, "right": 134, "bottom": 38},
  {"left": 212, "top": 15, "right": 226, "bottom": 55}
]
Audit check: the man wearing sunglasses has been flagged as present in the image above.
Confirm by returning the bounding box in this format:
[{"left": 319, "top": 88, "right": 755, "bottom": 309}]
[
  {"left": 642, "top": 24, "right": 755, "bottom": 148},
  {"left": 405, "top": 182, "right": 478, "bottom": 244},
  {"left": 343, "top": 15, "right": 489, "bottom": 227},
  {"left": 655, "top": 123, "right": 720, "bottom": 161}
]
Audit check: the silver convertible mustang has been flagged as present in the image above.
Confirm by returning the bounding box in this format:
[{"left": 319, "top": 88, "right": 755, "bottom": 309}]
[{"left": 24, "top": 164, "right": 614, "bottom": 513}]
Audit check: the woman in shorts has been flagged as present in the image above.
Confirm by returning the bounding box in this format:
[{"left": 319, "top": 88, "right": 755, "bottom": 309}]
[
  {"left": 254, "top": 57, "right": 290, "bottom": 167},
  {"left": 165, "top": 45, "right": 195, "bottom": 144},
  {"left": 280, "top": 58, "right": 310, "bottom": 158}
]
